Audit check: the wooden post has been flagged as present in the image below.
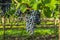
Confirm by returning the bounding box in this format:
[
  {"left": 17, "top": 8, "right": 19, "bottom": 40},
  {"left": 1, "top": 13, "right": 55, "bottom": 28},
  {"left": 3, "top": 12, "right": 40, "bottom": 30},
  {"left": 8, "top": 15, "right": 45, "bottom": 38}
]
[
  {"left": 59, "top": 19, "right": 60, "bottom": 40},
  {"left": 58, "top": 0, "right": 60, "bottom": 40},
  {"left": 2, "top": 16, "right": 5, "bottom": 40}
]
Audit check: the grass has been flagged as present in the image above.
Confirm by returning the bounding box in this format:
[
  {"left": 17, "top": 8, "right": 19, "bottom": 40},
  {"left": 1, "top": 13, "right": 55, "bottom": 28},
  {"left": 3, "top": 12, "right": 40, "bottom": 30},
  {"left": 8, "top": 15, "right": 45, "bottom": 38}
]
[
  {"left": 0, "top": 26, "right": 58, "bottom": 40},
  {"left": 0, "top": 27, "right": 58, "bottom": 37}
]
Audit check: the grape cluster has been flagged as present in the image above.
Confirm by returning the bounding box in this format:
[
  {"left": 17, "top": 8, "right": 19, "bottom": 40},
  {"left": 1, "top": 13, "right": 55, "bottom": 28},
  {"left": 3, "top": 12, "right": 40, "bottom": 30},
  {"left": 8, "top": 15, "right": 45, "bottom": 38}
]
[
  {"left": 26, "top": 10, "right": 41, "bottom": 35},
  {"left": 32, "top": 10, "right": 40, "bottom": 24},
  {"left": 0, "top": 0, "right": 12, "bottom": 14}
]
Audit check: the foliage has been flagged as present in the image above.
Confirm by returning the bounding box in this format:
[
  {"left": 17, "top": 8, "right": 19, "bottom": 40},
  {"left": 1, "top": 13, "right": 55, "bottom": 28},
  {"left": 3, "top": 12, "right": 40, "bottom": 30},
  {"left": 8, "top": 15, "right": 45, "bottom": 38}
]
[
  {"left": 0, "top": 0, "right": 59, "bottom": 18},
  {"left": 7, "top": 0, "right": 58, "bottom": 18}
]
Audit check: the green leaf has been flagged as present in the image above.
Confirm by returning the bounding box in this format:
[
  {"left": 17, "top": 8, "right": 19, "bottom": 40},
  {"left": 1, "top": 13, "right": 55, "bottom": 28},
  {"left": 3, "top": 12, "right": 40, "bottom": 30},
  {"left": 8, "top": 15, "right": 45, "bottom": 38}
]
[
  {"left": 32, "top": 0, "right": 41, "bottom": 10},
  {"left": 16, "top": 3, "right": 21, "bottom": 10},
  {"left": 45, "top": 0, "right": 57, "bottom": 10},
  {"left": 20, "top": 4, "right": 27, "bottom": 13},
  {"left": 32, "top": 3, "right": 38, "bottom": 10},
  {"left": 43, "top": 7, "right": 52, "bottom": 18}
]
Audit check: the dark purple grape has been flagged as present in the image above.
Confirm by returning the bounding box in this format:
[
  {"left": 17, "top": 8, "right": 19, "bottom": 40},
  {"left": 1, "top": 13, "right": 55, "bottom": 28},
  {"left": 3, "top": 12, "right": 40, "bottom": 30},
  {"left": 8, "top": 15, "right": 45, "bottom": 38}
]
[{"left": 1, "top": 0, "right": 12, "bottom": 13}]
